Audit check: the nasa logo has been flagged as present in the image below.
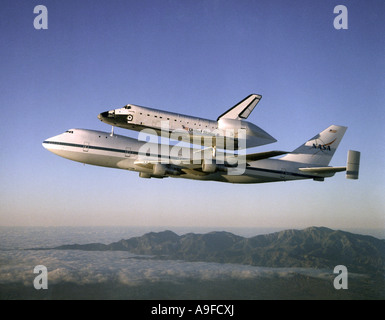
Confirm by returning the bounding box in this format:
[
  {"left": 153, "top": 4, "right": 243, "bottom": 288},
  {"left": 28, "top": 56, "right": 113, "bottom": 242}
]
[
  {"left": 312, "top": 138, "right": 336, "bottom": 152},
  {"left": 313, "top": 143, "right": 331, "bottom": 151}
]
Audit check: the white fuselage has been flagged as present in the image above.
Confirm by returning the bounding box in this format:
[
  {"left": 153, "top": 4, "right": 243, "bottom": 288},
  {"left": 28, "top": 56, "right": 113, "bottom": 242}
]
[{"left": 43, "top": 129, "right": 327, "bottom": 184}]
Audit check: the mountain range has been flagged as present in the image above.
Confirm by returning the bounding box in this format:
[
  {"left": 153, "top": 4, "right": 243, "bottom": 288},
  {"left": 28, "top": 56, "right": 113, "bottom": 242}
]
[{"left": 49, "top": 226, "right": 385, "bottom": 274}]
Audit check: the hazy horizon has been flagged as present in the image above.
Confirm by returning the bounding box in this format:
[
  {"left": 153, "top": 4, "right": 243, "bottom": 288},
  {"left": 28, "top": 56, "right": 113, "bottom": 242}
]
[{"left": 0, "top": 225, "right": 383, "bottom": 240}]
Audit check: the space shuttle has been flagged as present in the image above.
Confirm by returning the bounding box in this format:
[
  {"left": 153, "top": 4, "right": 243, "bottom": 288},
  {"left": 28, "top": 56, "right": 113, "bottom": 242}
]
[{"left": 97, "top": 94, "right": 276, "bottom": 149}]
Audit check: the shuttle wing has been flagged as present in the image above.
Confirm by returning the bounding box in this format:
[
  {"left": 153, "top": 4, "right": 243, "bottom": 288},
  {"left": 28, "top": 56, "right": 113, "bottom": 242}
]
[{"left": 217, "top": 94, "right": 262, "bottom": 120}]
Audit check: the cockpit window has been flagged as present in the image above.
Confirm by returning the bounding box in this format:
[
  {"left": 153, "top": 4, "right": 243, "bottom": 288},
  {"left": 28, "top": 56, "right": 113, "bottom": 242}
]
[
  {"left": 65, "top": 130, "right": 74, "bottom": 134},
  {"left": 124, "top": 105, "right": 131, "bottom": 109}
]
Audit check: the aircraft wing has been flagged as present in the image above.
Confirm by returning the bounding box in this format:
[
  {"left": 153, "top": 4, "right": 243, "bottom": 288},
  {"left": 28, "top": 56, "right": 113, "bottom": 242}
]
[
  {"left": 245, "top": 150, "right": 288, "bottom": 162},
  {"left": 191, "top": 148, "right": 288, "bottom": 162},
  {"left": 134, "top": 149, "right": 290, "bottom": 178}
]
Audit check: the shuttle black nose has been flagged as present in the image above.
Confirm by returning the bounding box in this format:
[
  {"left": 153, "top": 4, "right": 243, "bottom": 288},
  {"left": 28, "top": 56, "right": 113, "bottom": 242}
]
[
  {"left": 99, "top": 111, "right": 108, "bottom": 118},
  {"left": 98, "top": 111, "right": 113, "bottom": 121}
]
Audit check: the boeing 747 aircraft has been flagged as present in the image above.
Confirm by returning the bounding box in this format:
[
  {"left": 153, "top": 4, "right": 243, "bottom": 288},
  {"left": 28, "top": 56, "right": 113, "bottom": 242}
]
[
  {"left": 43, "top": 125, "right": 360, "bottom": 184},
  {"left": 97, "top": 94, "right": 276, "bottom": 149}
]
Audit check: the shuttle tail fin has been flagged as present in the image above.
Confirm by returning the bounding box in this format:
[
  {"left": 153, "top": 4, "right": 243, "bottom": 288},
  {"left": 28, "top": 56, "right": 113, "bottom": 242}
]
[
  {"left": 281, "top": 125, "right": 347, "bottom": 166},
  {"left": 217, "top": 94, "right": 261, "bottom": 121}
]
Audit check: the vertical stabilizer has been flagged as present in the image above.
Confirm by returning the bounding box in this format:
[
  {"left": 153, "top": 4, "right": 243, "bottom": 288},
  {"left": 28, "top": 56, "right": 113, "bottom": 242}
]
[
  {"left": 281, "top": 125, "right": 347, "bottom": 166},
  {"left": 217, "top": 94, "right": 261, "bottom": 120}
]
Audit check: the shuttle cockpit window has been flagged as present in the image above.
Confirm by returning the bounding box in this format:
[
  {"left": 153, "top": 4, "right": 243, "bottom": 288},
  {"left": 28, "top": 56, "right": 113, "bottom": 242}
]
[
  {"left": 65, "top": 130, "right": 74, "bottom": 134},
  {"left": 124, "top": 105, "right": 131, "bottom": 109}
]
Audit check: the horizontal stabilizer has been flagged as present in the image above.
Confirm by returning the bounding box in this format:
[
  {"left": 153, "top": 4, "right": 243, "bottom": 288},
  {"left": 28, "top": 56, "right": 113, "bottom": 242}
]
[
  {"left": 299, "top": 166, "right": 346, "bottom": 174},
  {"left": 217, "top": 94, "right": 261, "bottom": 120}
]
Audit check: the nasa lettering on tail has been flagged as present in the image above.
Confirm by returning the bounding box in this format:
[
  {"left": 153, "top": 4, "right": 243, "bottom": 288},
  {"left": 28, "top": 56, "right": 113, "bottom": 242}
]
[{"left": 282, "top": 125, "right": 347, "bottom": 167}]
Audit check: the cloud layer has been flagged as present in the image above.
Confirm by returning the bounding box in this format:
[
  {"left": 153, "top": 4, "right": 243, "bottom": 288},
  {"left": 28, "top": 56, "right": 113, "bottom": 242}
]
[{"left": 0, "top": 248, "right": 338, "bottom": 288}]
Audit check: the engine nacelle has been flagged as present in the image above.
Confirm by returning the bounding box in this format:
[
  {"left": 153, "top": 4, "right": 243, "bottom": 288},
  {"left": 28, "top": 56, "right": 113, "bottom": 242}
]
[
  {"left": 152, "top": 163, "right": 181, "bottom": 176},
  {"left": 153, "top": 163, "right": 167, "bottom": 176},
  {"left": 139, "top": 172, "right": 152, "bottom": 179},
  {"left": 202, "top": 159, "right": 217, "bottom": 173}
]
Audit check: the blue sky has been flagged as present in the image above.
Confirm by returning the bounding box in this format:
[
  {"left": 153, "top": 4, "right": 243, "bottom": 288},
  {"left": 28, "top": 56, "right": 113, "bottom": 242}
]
[{"left": 0, "top": 1, "right": 384, "bottom": 231}]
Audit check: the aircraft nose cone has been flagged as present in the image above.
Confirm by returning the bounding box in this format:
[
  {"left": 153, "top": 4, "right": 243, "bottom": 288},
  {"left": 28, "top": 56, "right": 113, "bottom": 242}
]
[
  {"left": 98, "top": 111, "right": 109, "bottom": 120},
  {"left": 42, "top": 135, "right": 55, "bottom": 151}
]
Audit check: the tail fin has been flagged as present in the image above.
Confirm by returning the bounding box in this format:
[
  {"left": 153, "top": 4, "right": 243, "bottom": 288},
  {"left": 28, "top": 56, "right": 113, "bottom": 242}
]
[
  {"left": 217, "top": 94, "right": 261, "bottom": 120},
  {"left": 281, "top": 125, "right": 347, "bottom": 166}
]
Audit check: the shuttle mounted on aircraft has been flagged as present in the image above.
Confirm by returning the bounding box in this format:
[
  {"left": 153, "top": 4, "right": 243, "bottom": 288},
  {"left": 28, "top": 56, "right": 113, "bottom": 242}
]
[
  {"left": 97, "top": 94, "right": 276, "bottom": 149},
  {"left": 43, "top": 124, "right": 360, "bottom": 184}
]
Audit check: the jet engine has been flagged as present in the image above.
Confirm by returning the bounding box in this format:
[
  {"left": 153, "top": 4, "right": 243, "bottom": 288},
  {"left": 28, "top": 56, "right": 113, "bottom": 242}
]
[
  {"left": 152, "top": 163, "right": 181, "bottom": 177},
  {"left": 202, "top": 159, "right": 217, "bottom": 173},
  {"left": 153, "top": 163, "right": 167, "bottom": 176},
  {"left": 201, "top": 159, "right": 228, "bottom": 173}
]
